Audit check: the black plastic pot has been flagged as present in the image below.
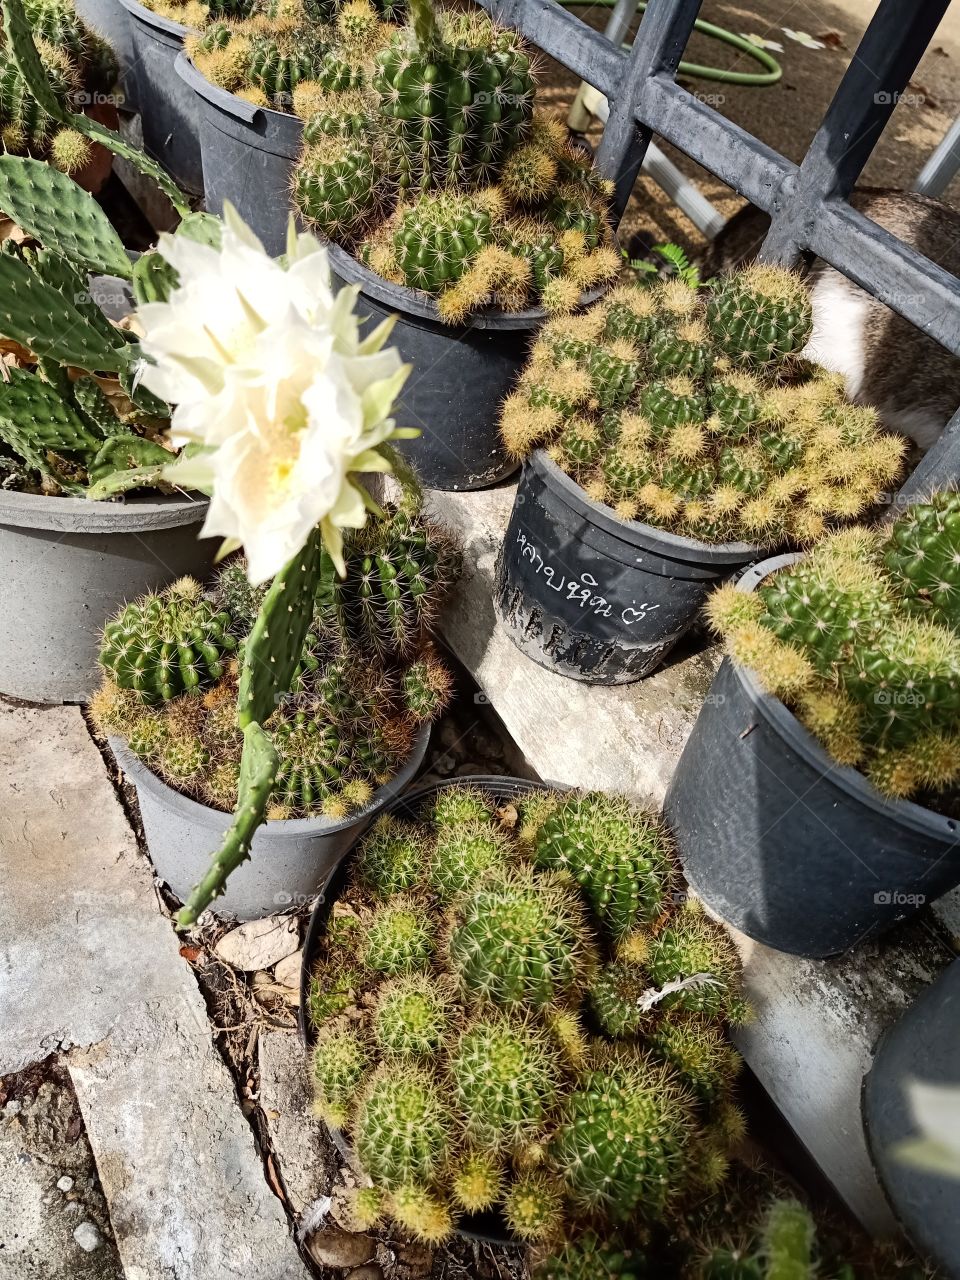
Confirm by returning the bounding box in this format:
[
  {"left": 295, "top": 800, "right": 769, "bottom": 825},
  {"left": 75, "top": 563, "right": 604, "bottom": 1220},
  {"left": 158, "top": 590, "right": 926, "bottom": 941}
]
[
  {"left": 664, "top": 556, "right": 960, "bottom": 958},
  {"left": 298, "top": 774, "right": 541, "bottom": 1246},
  {"left": 118, "top": 0, "right": 203, "bottom": 195},
  {"left": 74, "top": 0, "right": 138, "bottom": 112},
  {"left": 175, "top": 53, "right": 302, "bottom": 258},
  {"left": 326, "top": 244, "right": 549, "bottom": 491},
  {"left": 863, "top": 961, "right": 960, "bottom": 1278},
  {"left": 494, "top": 449, "right": 762, "bottom": 684}
]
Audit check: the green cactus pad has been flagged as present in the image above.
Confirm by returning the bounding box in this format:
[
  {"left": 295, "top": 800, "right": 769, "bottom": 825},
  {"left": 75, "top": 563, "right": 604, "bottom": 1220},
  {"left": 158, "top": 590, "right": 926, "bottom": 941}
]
[
  {"left": 0, "top": 250, "right": 129, "bottom": 373},
  {"left": 0, "top": 156, "right": 132, "bottom": 278},
  {"left": 0, "top": 366, "right": 101, "bottom": 463}
]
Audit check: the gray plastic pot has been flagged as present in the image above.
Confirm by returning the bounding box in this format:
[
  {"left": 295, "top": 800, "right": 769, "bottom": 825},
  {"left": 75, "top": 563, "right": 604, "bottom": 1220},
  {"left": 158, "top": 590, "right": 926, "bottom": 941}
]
[
  {"left": 495, "top": 449, "right": 763, "bottom": 684},
  {"left": 175, "top": 53, "right": 301, "bottom": 259},
  {"left": 74, "top": 0, "right": 138, "bottom": 111},
  {"left": 863, "top": 960, "right": 960, "bottom": 1278},
  {"left": 664, "top": 556, "right": 960, "bottom": 958},
  {"left": 118, "top": 0, "right": 203, "bottom": 194},
  {"left": 110, "top": 723, "right": 431, "bottom": 919},
  {"left": 327, "top": 243, "right": 548, "bottom": 492},
  {"left": 0, "top": 490, "right": 214, "bottom": 704}
]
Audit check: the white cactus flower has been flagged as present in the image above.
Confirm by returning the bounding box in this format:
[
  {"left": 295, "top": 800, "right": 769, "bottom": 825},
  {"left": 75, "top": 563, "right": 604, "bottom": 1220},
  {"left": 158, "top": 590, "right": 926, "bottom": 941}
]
[{"left": 138, "top": 205, "right": 412, "bottom": 583}]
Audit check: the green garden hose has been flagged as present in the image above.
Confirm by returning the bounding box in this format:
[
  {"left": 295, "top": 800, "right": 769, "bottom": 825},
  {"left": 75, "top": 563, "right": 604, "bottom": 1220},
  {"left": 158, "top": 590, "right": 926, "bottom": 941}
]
[{"left": 561, "top": 0, "right": 782, "bottom": 86}]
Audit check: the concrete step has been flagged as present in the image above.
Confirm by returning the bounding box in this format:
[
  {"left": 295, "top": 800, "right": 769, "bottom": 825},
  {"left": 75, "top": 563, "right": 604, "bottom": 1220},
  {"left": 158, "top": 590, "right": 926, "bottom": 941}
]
[{"left": 0, "top": 701, "right": 311, "bottom": 1280}]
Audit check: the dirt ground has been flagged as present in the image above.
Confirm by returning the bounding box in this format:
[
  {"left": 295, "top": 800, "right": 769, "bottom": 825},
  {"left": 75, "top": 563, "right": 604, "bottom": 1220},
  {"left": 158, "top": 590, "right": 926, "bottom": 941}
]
[{"left": 536, "top": 0, "right": 960, "bottom": 252}]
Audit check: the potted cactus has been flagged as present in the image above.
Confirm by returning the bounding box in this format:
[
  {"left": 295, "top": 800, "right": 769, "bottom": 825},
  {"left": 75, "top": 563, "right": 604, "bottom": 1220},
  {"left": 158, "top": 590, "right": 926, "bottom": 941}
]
[
  {"left": 664, "top": 491, "right": 960, "bottom": 957},
  {"left": 299, "top": 779, "right": 749, "bottom": 1248},
  {"left": 92, "top": 506, "right": 458, "bottom": 916},
  {"left": 174, "top": 0, "right": 390, "bottom": 257},
  {"left": 494, "top": 266, "right": 906, "bottom": 683},
  {"left": 0, "top": 157, "right": 217, "bottom": 701},
  {"left": 0, "top": 0, "right": 123, "bottom": 191},
  {"left": 173, "top": 0, "right": 619, "bottom": 488}
]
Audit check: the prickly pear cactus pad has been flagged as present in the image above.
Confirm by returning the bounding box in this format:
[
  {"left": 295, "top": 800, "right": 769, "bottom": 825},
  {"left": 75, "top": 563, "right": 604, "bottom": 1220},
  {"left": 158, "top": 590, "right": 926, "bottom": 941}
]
[
  {"left": 304, "top": 781, "right": 749, "bottom": 1249},
  {"left": 707, "top": 492, "right": 960, "bottom": 803},
  {"left": 499, "top": 266, "right": 907, "bottom": 546},
  {"left": 0, "top": 0, "right": 118, "bottom": 173}
]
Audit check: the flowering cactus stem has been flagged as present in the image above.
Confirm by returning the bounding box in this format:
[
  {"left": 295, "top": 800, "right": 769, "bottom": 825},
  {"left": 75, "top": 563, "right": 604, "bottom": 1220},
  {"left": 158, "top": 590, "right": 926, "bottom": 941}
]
[
  {"left": 175, "top": 722, "right": 280, "bottom": 926},
  {"left": 237, "top": 527, "right": 326, "bottom": 728}
]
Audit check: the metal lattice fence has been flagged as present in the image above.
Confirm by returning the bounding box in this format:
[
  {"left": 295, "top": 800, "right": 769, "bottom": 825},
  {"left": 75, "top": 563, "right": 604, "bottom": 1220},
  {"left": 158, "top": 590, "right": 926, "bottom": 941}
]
[{"left": 478, "top": 0, "right": 960, "bottom": 498}]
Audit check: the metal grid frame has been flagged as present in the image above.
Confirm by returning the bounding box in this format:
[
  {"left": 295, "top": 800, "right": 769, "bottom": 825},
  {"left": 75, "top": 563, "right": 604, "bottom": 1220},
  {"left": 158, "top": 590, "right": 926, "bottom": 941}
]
[{"left": 477, "top": 0, "right": 960, "bottom": 497}]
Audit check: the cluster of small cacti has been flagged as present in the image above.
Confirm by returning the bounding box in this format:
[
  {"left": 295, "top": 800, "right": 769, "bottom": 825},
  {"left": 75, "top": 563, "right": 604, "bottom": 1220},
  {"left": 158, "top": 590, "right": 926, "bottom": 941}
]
[
  {"left": 91, "top": 508, "right": 458, "bottom": 818},
  {"left": 183, "top": 0, "right": 393, "bottom": 110},
  {"left": 0, "top": 0, "right": 118, "bottom": 173},
  {"left": 306, "top": 782, "right": 747, "bottom": 1246},
  {"left": 707, "top": 491, "right": 960, "bottom": 801},
  {"left": 285, "top": 0, "right": 617, "bottom": 317},
  {"left": 500, "top": 265, "right": 907, "bottom": 545}
]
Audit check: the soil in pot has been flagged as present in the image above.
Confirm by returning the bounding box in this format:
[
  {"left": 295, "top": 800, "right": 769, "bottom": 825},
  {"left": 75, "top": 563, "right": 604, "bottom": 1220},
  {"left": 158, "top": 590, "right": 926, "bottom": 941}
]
[
  {"left": 863, "top": 961, "right": 960, "bottom": 1278},
  {"left": 0, "top": 490, "right": 214, "bottom": 703},
  {"left": 495, "top": 449, "right": 761, "bottom": 684},
  {"left": 117, "top": 0, "right": 203, "bottom": 194},
  {"left": 664, "top": 554, "right": 960, "bottom": 958}
]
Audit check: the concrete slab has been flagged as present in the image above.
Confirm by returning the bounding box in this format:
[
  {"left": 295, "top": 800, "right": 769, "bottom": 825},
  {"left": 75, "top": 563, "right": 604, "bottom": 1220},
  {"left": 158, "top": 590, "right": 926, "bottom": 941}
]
[
  {"left": 69, "top": 1008, "right": 310, "bottom": 1280},
  {"left": 0, "top": 702, "right": 184, "bottom": 1074},
  {"left": 0, "top": 1075, "right": 124, "bottom": 1280},
  {"left": 0, "top": 701, "right": 310, "bottom": 1280},
  {"left": 426, "top": 485, "right": 719, "bottom": 807},
  {"left": 258, "top": 1029, "right": 338, "bottom": 1221}
]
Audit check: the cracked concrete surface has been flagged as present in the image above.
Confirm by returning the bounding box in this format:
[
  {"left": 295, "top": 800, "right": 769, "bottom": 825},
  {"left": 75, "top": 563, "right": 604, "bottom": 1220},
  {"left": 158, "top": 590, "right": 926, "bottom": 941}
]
[{"left": 0, "top": 702, "right": 310, "bottom": 1280}]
